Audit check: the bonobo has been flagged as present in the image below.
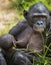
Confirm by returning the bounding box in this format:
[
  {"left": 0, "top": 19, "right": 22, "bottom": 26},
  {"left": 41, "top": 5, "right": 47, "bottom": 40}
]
[
  {"left": 9, "top": 2, "right": 51, "bottom": 64},
  {"left": 0, "top": 34, "right": 17, "bottom": 65},
  {"left": 0, "top": 34, "right": 32, "bottom": 65},
  {"left": 9, "top": 2, "right": 50, "bottom": 52},
  {"left": 0, "top": 34, "right": 16, "bottom": 50},
  {"left": 7, "top": 2, "right": 51, "bottom": 65}
]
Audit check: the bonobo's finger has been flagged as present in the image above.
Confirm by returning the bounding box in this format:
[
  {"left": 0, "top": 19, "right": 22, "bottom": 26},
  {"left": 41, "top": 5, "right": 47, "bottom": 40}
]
[
  {"left": 15, "top": 40, "right": 25, "bottom": 44},
  {"left": 14, "top": 40, "right": 27, "bottom": 47}
]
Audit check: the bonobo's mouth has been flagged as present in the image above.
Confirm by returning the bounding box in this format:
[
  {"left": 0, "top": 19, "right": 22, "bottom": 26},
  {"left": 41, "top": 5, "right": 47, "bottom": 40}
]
[
  {"left": 33, "top": 27, "right": 44, "bottom": 33},
  {"left": 36, "top": 28, "right": 44, "bottom": 32},
  {"left": 33, "top": 24, "right": 45, "bottom": 32}
]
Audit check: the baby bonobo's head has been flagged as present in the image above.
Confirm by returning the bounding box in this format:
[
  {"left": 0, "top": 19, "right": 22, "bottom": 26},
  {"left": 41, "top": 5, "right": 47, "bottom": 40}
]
[{"left": 0, "top": 34, "right": 16, "bottom": 50}]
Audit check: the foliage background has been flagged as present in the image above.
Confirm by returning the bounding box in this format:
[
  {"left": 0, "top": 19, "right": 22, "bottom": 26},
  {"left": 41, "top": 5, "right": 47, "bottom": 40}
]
[{"left": 10, "top": 0, "right": 51, "bottom": 10}]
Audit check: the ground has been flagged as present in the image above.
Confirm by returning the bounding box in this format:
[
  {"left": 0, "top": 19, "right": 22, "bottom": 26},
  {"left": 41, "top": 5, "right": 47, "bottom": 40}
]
[{"left": 0, "top": 0, "right": 20, "bottom": 36}]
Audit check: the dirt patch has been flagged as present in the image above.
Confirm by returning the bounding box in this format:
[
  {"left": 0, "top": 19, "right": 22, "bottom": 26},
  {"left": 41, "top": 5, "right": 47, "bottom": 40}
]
[{"left": 0, "top": 0, "right": 20, "bottom": 35}]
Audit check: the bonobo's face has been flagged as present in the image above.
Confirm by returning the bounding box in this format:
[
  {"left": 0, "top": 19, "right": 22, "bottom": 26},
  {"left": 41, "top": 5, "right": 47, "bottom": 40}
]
[
  {"left": 32, "top": 14, "right": 47, "bottom": 32},
  {"left": 24, "top": 3, "right": 50, "bottom": 33}
]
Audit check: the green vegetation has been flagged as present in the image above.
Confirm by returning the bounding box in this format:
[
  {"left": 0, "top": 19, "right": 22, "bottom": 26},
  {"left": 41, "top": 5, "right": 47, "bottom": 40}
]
[{"left": 9, "top": 0, "right": 51, "bottom": 12}]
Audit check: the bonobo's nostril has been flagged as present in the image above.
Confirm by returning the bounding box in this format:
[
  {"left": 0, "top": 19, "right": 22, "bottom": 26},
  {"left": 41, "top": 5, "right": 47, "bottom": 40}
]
[
  {"left": 40, "top": 21, "right": 43, "bottom": 25},
  {"left": 41, "top": 22, "right": 43, "bottom": 25},
  {"left": 37, "top": 22, "right": 40, "bottom": 25}
]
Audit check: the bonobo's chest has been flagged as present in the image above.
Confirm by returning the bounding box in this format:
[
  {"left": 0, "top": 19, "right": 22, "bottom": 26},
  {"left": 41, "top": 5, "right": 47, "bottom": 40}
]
[
  {"left": 27, "top": 33, "right": 43, "bottom": 52},
  {"left": 17, "top": 26, "right": 43, "bottom": 51}
]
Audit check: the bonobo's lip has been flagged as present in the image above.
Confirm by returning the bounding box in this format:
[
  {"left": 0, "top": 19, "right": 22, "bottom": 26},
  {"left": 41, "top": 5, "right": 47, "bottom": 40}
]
[
  {"left": 33, "top": 28, "right": 44, "bottom": 33},
  {"left": 37, "top": 28, "right": 44, "bottom": 32}
]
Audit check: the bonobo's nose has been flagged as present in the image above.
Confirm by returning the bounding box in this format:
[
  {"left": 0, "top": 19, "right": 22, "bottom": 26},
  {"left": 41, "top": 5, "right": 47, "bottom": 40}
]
[{"left": 37, "top": 21, "right": 43, "bottom": 25}]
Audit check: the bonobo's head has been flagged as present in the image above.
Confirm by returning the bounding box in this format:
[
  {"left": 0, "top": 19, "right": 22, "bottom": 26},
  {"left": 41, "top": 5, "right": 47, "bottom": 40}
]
[
  {"left": 24, "top": 2, "right": 51, "bottom": 33},
  {"left": 0, "top": 34, "right": 16, "bottom": 50}
]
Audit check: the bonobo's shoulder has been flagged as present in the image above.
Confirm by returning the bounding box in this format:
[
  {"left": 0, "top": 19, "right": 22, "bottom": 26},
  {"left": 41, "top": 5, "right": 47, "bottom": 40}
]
[
  {"left": 16, "top": 20, "right": 28, "bottom": 27},
  {"left": 10, "top": 20, "right": 28, "bottom": 30},
  {"left": 9, "top": 20, "right": 28, "bottom": 36}
]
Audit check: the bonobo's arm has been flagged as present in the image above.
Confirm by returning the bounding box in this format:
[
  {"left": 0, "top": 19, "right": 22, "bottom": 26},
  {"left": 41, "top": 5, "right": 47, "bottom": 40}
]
[
  {"left": 9, "top": 20, "right": 28, "bottom": 39},
  {"left": 46, "top": 32, "right": 51, "bottom": 57},
  {"left": 47, "top": 33, "right": 51, "bottom": 45}
]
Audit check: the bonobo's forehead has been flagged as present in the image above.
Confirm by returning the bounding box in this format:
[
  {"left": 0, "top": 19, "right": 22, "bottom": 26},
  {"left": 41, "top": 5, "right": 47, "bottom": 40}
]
[{"left": 29, "top": 2, "right": 49, "bottom": 14}]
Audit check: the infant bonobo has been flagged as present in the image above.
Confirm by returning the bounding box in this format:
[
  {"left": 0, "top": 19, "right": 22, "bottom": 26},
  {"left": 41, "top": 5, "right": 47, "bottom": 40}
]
[
  {"left": 0, "top": 34, "right": 32, "bottom": 65},
  {"left": 0, "top": 34, "right": 17, "bottom": 65}
]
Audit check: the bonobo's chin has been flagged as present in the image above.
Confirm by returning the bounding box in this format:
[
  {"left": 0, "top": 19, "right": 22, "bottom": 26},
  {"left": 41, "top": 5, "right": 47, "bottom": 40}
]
[{"left": 33, "top": 28, "right": 44, "bottom": 33}]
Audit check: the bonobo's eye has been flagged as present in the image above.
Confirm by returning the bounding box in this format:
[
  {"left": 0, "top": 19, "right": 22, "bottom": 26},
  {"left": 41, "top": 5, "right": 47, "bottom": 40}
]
[
  {"left": 32, "top": 15, "right": 47, "bottom": 19},
  {"left": 40, "top": 16, "right": 47, "bottom": 19}
]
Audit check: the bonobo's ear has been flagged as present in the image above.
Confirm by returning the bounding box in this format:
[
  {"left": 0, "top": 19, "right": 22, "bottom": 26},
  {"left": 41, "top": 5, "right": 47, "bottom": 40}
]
[
  {"left": 49, "top": 10, "right": 51, "bottom": 16},
  {"left": 47, "top": 10, "right": 51, "bottom": 32},
  {"left": 23, "top": 10, "right": 29, "bottom": 19}
]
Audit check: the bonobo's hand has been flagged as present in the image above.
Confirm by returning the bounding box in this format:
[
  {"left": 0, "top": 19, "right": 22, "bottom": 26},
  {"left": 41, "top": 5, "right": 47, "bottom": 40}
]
[{"left": 14, "top": 40, "right": 27, "bottom": 47}]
